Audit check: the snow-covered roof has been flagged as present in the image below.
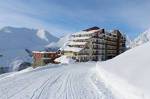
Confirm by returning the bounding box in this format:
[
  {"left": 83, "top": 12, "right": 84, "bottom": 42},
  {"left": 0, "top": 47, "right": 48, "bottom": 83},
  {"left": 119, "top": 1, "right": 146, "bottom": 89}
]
[
  {"left": 68, "top": 41, "right": 87, "bottom": 45},
  {"left": 63, "top": 46, "right": 83, "bottom": 52},
  {"left": 72, "top": 29, "right": 100, "bottom": 36},
  {"left": 70, "top": 36, "right": 91, "bottom": 40},
  {"left": 32, "top": 51, "right": 56, "bottom": 53},
  {"left": 55, "top": 55, "right": 75, "bottom": 64}
]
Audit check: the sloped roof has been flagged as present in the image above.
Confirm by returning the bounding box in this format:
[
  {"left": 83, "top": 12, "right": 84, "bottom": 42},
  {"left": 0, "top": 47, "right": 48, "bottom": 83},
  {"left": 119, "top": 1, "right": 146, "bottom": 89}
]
[{"left": 83, "top": 26, "right": 100, "bottom": 31}]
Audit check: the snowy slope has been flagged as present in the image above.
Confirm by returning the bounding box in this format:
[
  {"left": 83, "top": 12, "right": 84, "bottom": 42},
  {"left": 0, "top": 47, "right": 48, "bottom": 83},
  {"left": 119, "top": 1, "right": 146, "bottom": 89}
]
[
  {"left": 0, "top": 62, "right": 116, "bottom": 99},
  {"left": 0, "top": 26, "right": 58, "bottom": 70},
  {"left": 97, "top": 42, "right": 150, "bottom": 99},
  {"left": 0, "top": 42, "right": 149, "bottom": 99},
  {"left": 132, "top": 28, "right": 150, "bottom": 47}
]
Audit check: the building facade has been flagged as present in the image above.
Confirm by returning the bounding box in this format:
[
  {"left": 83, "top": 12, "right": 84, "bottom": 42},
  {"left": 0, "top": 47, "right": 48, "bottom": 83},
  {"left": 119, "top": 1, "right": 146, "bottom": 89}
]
[
  {"left": 32, "top": 51, "right": 60, "bottom": 67},
  {"left": 62, "top": 27, "right": 126, "bottom": 62}
]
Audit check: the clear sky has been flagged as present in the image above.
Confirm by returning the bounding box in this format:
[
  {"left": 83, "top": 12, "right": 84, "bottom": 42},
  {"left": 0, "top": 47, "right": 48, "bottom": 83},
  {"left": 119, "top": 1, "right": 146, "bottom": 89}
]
[{"left": 0, "top": 0, "right": 150, "bottom": 39}]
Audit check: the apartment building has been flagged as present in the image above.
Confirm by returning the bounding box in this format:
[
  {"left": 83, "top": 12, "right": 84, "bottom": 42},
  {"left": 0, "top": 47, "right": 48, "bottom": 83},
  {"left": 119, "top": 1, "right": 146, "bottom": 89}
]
[{"left": 62, "top": 27, "right": 126, "bottom": 62}]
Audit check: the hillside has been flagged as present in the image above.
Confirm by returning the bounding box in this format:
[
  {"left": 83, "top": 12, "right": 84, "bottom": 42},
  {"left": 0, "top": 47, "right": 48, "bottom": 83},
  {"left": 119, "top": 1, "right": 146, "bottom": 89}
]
[
  {"left": 0, "top": 26, "right": 58, "bottom": 71},
  {"left": 97, "top": 42, "right": 150, "bottom": 99}
]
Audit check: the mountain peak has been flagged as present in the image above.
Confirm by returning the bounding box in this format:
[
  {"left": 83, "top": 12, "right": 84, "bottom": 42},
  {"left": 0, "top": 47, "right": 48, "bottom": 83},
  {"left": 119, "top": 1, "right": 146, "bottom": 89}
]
[
  {"left": 36, "top": 29, "right": 49, "bottom": 42},
  {"left": 132, "top": 28, "right": 150, "bottom": 47},
  {"left": 0, "top": 26, "right": 59, "bottom": 68}
]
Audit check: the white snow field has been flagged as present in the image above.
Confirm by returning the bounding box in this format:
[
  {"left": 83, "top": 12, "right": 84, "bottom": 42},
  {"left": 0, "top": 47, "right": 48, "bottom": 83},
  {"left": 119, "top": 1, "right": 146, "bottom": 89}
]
[
  {"left": 0, "top": 42, "right": 150, "bottom": 99},
  {"left": 0, "top": 62, "right": 115, "bottom": 99},
  {"left": 97, "top": 42, "right": 150, "bottom": 99}
]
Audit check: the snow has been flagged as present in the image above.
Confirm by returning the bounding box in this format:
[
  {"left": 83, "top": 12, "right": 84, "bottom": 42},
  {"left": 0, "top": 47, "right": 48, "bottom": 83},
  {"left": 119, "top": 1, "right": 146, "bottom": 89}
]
[
  {"left": 72, "top": 30, "right": 100, "bottom": 36},
  {"left": 68, "top": 41, "right": 87, "bottom": 45},
  {"left": 97, "top": 42, "right": 150, "bottom": 99},
  {"left": 72, "top": 31, "right": 92, "bottom": 36},
  {"left": 96, "top": 66, "right": 145, "bottom": 99},
  {"left": 32, "top": 51, "right": 57, "bottom": 54},
  {"left": 125, "top": 35, "right": 132, "bottom": 48},
  {"left": 36, "top": 29, "right": 49, "bottom": 42},
  {"left": 55, "top": 55, "right": 75, "bottom": 64},
  {"left": 63, "top": 46, "right": 83, "bottom": 52},
  {"left": 46, "top": 34, "right": 71, "bottom": 48},
  {"left": 0, "top": 40, "right": 149, "bottom": 99},
  {"left": 10, "top": 58, "right": 24, "bottom": 71},
  {"left": 0, "top": 26, "right": 58, "bottom": 70},
  {"left": 132, "top": 28, "right": 150, "bottom": 47},
  {"left": 0, "top": 62, "right": 116, "bottom": 99},
  {"left": 70, "top": 36, "right": 91, "bottom": 40},
  {"left": 1, "top": 26, "right": 150, "bottom": 99}
]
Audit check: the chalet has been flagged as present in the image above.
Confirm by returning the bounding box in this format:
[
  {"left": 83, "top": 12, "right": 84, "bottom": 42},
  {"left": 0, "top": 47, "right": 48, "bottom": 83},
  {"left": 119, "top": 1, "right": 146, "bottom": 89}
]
[
  {"left": 62, "top": 27, "right": 126, "bottom": 62},
  {"left": 32, "top": 51, "right": 61, "bottom": 68}
]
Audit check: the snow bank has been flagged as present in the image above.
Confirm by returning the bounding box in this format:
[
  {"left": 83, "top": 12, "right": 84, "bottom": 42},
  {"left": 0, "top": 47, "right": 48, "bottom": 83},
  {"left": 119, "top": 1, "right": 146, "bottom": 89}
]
[
  {"left": 97, "top": 42, "right": 150, "bottom": 99},
  {"left": 55, "top": 55, "right": 75, "bottom": 64},
  {"left": 96, "top": 66, "right": 145, "bottom": 99}
]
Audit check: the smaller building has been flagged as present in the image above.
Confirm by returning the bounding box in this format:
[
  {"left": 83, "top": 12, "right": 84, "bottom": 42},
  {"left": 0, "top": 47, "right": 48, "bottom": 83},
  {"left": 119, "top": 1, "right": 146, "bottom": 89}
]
[{"left": 32, "top": 51, "right": 61, "bottom": 68}]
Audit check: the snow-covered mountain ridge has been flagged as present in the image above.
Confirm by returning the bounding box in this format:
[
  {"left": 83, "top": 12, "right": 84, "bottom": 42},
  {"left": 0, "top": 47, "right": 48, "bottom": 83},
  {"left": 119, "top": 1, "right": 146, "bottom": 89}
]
[
  {"left": 46, "top": 34, "right": 71, "bottom": 49},
  {"left": 0, "top": 26, "right": 58, "bottom": 71},
  {"left": 131, "top": 28, "right": 150, "bottom": 47},
  {"left": 0, "top": 26, "right": 58, "bottom": 49}
]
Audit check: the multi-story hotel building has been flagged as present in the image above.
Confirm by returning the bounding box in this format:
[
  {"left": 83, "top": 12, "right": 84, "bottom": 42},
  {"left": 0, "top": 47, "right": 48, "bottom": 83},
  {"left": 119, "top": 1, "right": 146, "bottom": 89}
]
[{"left": 62, "top": 27, "right": 126, "bottom": 62}]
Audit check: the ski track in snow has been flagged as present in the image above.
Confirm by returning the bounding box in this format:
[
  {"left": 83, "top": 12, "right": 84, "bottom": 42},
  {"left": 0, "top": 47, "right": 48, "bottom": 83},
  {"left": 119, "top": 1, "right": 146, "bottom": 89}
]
[{"left": 0, "top": 62, "right": 115, "bottom": 99}]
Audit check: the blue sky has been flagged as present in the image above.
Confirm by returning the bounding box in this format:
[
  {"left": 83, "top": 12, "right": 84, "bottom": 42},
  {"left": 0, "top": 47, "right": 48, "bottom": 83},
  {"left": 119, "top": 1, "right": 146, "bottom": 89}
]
[{"left": 0, "top": 0, "right": 150, "bottom": 39}]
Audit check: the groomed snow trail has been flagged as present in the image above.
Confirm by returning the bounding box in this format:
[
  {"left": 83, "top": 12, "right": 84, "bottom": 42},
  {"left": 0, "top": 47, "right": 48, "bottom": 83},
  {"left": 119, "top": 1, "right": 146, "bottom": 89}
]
[{"left": 0, "top": 62, "right": 115, "bottom": 99}]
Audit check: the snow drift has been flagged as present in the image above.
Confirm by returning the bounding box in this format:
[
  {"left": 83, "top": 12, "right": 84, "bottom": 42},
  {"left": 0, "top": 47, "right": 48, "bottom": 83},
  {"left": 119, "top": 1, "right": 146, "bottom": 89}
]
[{"left": 97, "top": 42, "right": 150, "bottom": 99}]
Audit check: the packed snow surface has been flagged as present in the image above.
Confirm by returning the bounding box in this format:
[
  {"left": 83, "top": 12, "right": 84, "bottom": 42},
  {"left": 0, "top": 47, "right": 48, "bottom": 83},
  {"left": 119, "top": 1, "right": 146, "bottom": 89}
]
[{"left": 0, "top": 62, "right": 116, "bottom": 99}]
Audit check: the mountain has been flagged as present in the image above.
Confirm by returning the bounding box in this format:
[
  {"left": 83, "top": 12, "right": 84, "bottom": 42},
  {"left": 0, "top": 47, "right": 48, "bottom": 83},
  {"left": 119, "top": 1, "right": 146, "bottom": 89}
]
[
  {"left": 97, "top": 41, "right": 150, "bottom": 99},
  {"left": 132, "top": 28, "right": 150, "bottom": 47},
  {"left": 0, "top": 26, "right": 58, "bottom": 49},
  {"left": 46, "top": 34, "right": 71, "bottom": 49},
  {"left": 125, "top": 35, "right": 133, "bottom": 48},
  {"left": 0, "top": 26, "right": 58, "bottom": 71}
]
